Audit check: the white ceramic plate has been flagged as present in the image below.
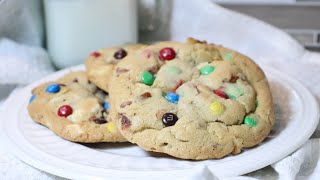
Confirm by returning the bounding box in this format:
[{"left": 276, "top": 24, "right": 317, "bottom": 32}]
[{"left": 1, "top": 65, "right": 319, "bottom": 179}]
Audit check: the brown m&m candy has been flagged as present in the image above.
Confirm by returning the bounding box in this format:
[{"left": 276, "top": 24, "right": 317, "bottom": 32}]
[
  {"left": 162, "top": 113, "right": 178, "bottom": 126},
  {"left": 114, "top": 49, "right": 127, "bottom": 59}
]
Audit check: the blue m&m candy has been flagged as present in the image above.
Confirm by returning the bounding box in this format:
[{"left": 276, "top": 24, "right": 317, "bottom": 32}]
[
  {"left": 29, "top": 94, "right": 36, "bottom": 103},
  {"left": 46, "top": 84, "right": 61, "bottom": 93},
  {"left": 104, "top": 102, "right": 109, "bottom": 110},
  {"left": 165, "top": 92, "right": 179, "bottom": 104}
]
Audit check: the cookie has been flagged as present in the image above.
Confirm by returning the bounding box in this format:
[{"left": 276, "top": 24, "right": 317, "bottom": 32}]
[
  {"left": 28, "top": 71, "right": 126, "bottom": 143},
  {"left": 108, "top": 38, "right": 274, "bottom": 160},
  {"left": 85, "top": 44, "right": 145, "bottom": 92}
]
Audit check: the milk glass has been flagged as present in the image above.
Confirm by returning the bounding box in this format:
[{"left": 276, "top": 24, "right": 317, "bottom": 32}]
[{"left": 44, "top": 0, "right": 137, "bottom": 69}]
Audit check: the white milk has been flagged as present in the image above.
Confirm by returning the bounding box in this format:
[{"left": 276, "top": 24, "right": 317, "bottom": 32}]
[{"left": 44, "top": 0, "right": 137, "bottom": 69}]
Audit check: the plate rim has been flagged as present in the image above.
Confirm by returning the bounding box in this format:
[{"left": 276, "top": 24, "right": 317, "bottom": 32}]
[{"left": 1, "top": 64, "right": 319, "bottom": 179}]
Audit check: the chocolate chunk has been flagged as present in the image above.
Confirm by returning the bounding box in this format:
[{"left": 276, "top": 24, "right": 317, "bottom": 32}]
[
  {"left": 94, "top": 117, "right": 108, "bottom": 124},
  {"left": 58, "top": 83, "right": 66, "bottom": 86},
  {"left": 116, "top": 68, "right": 129, "bottom": 74},
  {"left": 114, "top": 49, "right": 127, "bottom": 59},
  {"left": 121, "top": 115, "right": 131, "bottom": 129},
  {"left": 229, "top": 76, "right": 239, "bottom": 83},
  {"left": 139, "top": 92, "right": 152, "bottom": 100},
  {"left": 120, "top": 101, "right": 132, "bottom": 108},
  {"left": 72, "top": 78, "right": 78, "bottom": 83},
  {"left": 148, "top": 65, "right": 159, "bottom": 74}
]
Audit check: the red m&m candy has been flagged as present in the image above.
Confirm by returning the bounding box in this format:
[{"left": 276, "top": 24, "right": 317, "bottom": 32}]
[
  {"left": 213, "top": 89, "right": 229, "bottom": 99},
  {"left": 91, "top": 52, "right": 101, "bottom": 58},
  {"left": 58, "top": 105, "right": 73, "bottom": 117},
  {"left": 159, "top": 47, "right": 176, "bottom": 61}
]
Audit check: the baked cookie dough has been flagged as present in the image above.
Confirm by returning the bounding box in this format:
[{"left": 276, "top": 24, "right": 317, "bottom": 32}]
[
  {"left": 108, "top": 38, "right": 274, "bottom": 160},
  {"left": 85, "top": 44, "right": 145, "bottom": 92},
  {"left": 28, "top": 71, "right": 126, "bottom": 143}
]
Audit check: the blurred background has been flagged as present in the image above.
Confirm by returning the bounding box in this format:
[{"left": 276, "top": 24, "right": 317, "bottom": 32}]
[
  {"left": 1, "top": 0, "right": 320, "bottom": 69},
  {"left": 214, "top": 0, "right": 320, "bottom": 52}
]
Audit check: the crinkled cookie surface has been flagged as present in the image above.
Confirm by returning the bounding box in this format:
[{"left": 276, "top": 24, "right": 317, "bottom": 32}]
[
  {"left": 28, "top": 71, "right": 126, "bottom": 143},
  {"left": 108, "top": 38, "right": 274, "bottom": 160},
  {"left": 85, "top": 44, "right": 145, "bottom": 92}
]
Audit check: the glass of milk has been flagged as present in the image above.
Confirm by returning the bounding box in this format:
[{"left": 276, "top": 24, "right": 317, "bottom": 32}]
[{"left": 44, "top": 0, "right": 137, "bottom": 69}]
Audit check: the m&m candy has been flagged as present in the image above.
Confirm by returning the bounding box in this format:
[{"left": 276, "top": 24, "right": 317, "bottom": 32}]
[
  {"left": 210, "top": 102, "right": 225, "bottom": 115},
  {"left": 57, "top": 105, "right": 73, "bottom": 117},
  {"left": 225, "top": 86, "right": 243, "bottom": 100},
  {"left": 213, "top": 89, "right": 229, "bottom": 99},
  {"left": 29, "top": 94, "right": 36, "bottom": 103},
  {"left": 46, "top": 84, "right": 61, "bottom": 93},
  {"left": 159, "top": 47, "right": 176, "bottom": 61},
  {"left": 107, "top": 122, "right": 117, "bottom": 133},
  {"left": 200, "top": 65, "right": 215, "bottom": 75},
  {"left": 91, "top": 52, "right": 101, "bottom": 58},
  {"left": 244, "top": 116, "right": 257, "bottom": 127},
  {"left": 223, "top": 53, "right": 233, "bottom": 60},
  {"left": 162, "top": 113, "right": 178, "bottom": 126},
  {"left": 141, "top": 71, "right": 155, "bottom": 85},
  {"left": 165, "top": 92, "right": 179, "bottom": 104},
  {"left": 104, "top": 102, "right": 109, "bottom": 110},
  {"left": 114, "top": 49, "right": 127, "bottom": 59}
]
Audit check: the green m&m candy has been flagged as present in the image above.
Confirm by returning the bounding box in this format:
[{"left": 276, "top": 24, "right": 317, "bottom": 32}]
[
  {"left": 225, "top": 85, "right": 244, "bottom": 100},
  {"left": 223, "top": 53, "right": 233, "bottom": 60},
  {"left": 244, "top": 116, "right": 257, "bottom": 127},
  {"left": 141, "top": 71, "right": 155, "bottom": 85},
  {"left": 200, "top": 65, "right": 215, "bottom": 75}
]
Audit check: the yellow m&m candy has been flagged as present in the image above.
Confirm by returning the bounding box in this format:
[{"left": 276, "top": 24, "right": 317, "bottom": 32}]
[
  {"left": 107, "top": 122, "right": 117, "bottom": 133},
  {"left": 210, "top": 102, "right": 225, "bottom": 115}
]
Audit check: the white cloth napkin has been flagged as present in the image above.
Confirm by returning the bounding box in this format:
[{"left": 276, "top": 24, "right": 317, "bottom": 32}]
[
  {"left": 0, "top": 0, "right": 54, "bottom": 176},
  {"left": 1, "top": 0, "right": 320, "bottom": 179},
  {"left": 0, "top": 39, "right": 55, "bottom": 178},
  {"left": 0, "top": 38, "right": 54, "bottom": 85},
  {"left": 0, "top": 0, "right": 43, "bottom": 46}
]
